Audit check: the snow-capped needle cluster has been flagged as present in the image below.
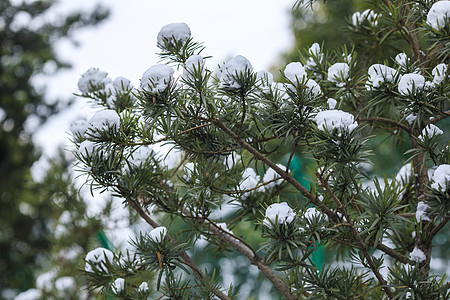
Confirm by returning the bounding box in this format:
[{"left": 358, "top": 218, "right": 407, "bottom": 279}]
[
  {"left": 67, "top": 6, "right": 450, "bottom": 298},
  {"left": 264, "top": 202, "right": 296, "bottom": 227}
]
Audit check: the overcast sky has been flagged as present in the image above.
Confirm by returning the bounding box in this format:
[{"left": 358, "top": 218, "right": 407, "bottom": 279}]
[{"left": 34, "top": 0, "right": 294, "bottom": 156}]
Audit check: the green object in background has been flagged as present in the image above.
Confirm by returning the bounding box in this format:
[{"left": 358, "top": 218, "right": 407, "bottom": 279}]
[
  {"left": 290, "top": 154, "right": 324, "bottom": 272},
  {"left": 97, "top": 230, "right": 113, "bottom": 250}
]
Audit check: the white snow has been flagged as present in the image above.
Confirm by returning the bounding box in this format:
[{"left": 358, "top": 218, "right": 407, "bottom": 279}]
[
  {"left": 352, "top": 9, "right": 378, "bottom": 26},
  {"left": 88, "top": 109, "right": 120, "bottom": 133},
  {"left": 431, "top": 164, "right": 450, "bottom": 191},
  {"left": 78, "top": 140, "right": 96, "bottom": 157},
  {"left": 112, "top": 278, "right": 125, "bottom": 292},
  {"left": 427, "top": 1, "right": 450, "bottom": 31},
  {"left": 304, "top": 78, "right": 322, "bottom": 96},
  {"left": 157, "top": 22, "right": 191, "bottom": 51},
  {"left": 128, "top": 146, "right": 153, "bottom": 168},
  {"left": 327, "top": 62, "right": 350, "bottom": 87},
  {"left": 410, "top": 246, "right": 426, "bottom": 263},
  {"left": 395, "top": 53, "right": 408, "bottom": 68},
  {"left": 240, "top": 168, "right": 260, "bottom": 191},
  {"left": 405, "top": 113, "right": 417, "bottom": 124},
  {"left": 218, "top": 55, "right": 253, "bottom": 89},
  {"left": 304, "top": 207, "right": 324, "bottom": 222},
  {"left": 183, "top": 54, "right": 205, "bottom": 81},
  {"left": 14, "top": 289, "right": 42, "bottom": 300},
  {"left": 416, "top": 201, "right": 430, "bottom": 222},
  {"left": 395, "top": 163, "right": 412, "bottom": 183},
  {"left": 113, "top": 76, "right": 133, "bottom": 92},
  {"left": 77, "top": 67, "right": 108, "bottom": 94},
  {"left": 305, "top": 43, "right": 322, "bottom": 69},
  {"left": 398, "top": 73, "right": 425, "bottom": 96},
  {"left": 418, "top": 124, "right": 443, "bottom": 141},
  {"left": 432, "top": 63, "right": 448, "bottom": 85},
  {"left": 216, "top": 222, "right": 233, "bottom": 235},
  {"left": 183, "top": 162, "right": 195, "bottom": 181},
  {"left": 85, "top": 247, "right": 114, "bottom": 272},
  {"left": 314, "top": 109, "right": 358, "bottom": 133},
  {"left": 264, "top": 202, "right": 296, "bottom": 227},
  {"left": 284, "top": 62, "right": 307, "bottom": 85},
  {"left": 327, "top": 98, "right": 337, "bottom": 109},
  {"left": 140, "top": 64, "right": 175, "bottom": 93},
  {"left": 256, "top": 70, "right": 274, "bottom": 93},
  {"left": 70, "top": 119, "right": 88, "bottom": 140},
  {"left": 149, "top": 226, "right": 167, "bottom": 243},
  {"left": 138, "top": 282, "right": 149, "bottom": 292},
  {"left": 36, "top": 269, "right": 57, "bottom": 291},
  {"left": 55, "top": 276, "right": 75, "bottom": 292},
  {"left": 366, "top": 64, "right": 399, "bottom": 90},
  {"left": 224, "top": 153, "right": 241, "bottom": 169},
  {"left": 262, "top": 164, "right": 287, "bottom": 190}
]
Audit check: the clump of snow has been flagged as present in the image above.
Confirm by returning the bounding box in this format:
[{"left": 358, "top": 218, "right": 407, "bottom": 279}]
[
  {"left": 304, "top": 207, "right": 324, "bottom": 222},
  {"left": 183, "top": 54, "right": 205, "bottom": 81},
  {"left": 427, "top": 1, "right": 450, "bottom": 31},
  {"left": 410, "top": 246, "right": 426, "bottom": 263},
  {"left": 140, "top": 64, "right": 174, "bottom": 93},
  {"left": 398, "top": 73, "right": 425, "bottom": 96},
  {"left": 314, "top": 109, "right": 358, "bottom": 133},
  {"left": 366, "top": 64, "right": 399, "bottom": 90},
  {"left": 305, "top": 43, "right": 323, "bottom": 69},
  {"left": 113, "top": 76, "right": 133, "bottom": 92},
  {"left": 216, "top": 222, "right": 233, "bottom": 235},
  {"left": 264, "top": 202, "right": 296, "bottom": 227},
  {"left": 418, "top": 124, "right": 443, "bottom": 141},
  {"left": 261, "top": 164, "right": 287, "bottom": 190},
  {"left": 327, "top": 62, "right": 350, "bottom": 87},
  {"left": 88, "top": 109, "right": 120, "bottom": 135},
  {"left": 85, "top": 247, "right": 114, "bottom": 272},
  {"left": 395, "top": 163, "right": 412, "bottom": 183},
  {"left": 224, "top": 153, "right": 241, "bottom": 169},
  {"left": 183, "top": 162, "right": 195, "bottom": 181},
  {"left": 112, "top": 278, "right": 125, "bottom": 293},
  {"left": 157, "top": 22, "right": 191, "bottom": 51},
  {"left": 55, "top": 276, "right": 75, "bottom": 293},
  {"left": 36, "top": 269, "right": 57, "bottom": 290},
  {"left": 240, "top": 168, "right": 260, "bottom": 191},
  {"left": 327, "top": 98, "right": 337, "bottom": 110},
  {"left": 78, "top": 140, "right": 96, "bottom": 157},
  {"left": 256, "top": 70, "right": 274, "bottom": 93},
  {"left": 431, "top": 164, "right": 450, "bottom": 191},
  {"left": 284, "top": 62, "right": 307, "bottom": 84},
  {"left": 395, "top": 53, "right": 409, "bottom": 68},
  {"left": 416, "top": 201, "right": 430, "bottom": 222},
  {"left": 218, "top": 55, "right": 253, "bottom": 89},
  {"left": 15, "top": 289, "right": 42, "bottom": 300},
  {"left": 432, "top": 63, "right": 448, "bottom": 85},
  {"left": 128, "top": 147, "right": 153, "bottom": 168},
  {"left": 70, "top": 119, "right": 88, "bottom": 141},
  {"left": 138, "top": 282, "right": 149, "bottom": 292},
  {"left": 149, "top": 226, "right": 167, "bottom": 243},
  {"left": 304, "top": 78, "right": 322, "bottom": 96},
  {"left": 352, "top": 9, "right": 379, "bottom": 26},
  {"left": 405, "top": 113, "right": 417, "bottom": 124},
  {"left": 77, "top": 68, "right": 108, "bottom": 94}
]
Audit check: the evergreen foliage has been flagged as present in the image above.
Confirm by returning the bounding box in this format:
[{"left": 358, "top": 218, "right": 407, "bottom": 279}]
[{"left": 72, "top": 1, "right": 448, "bottom": 299}]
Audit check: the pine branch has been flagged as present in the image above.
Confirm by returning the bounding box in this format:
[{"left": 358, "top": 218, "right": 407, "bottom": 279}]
[
  {"left": 127, "top": 199, "right": 232, "bottom": 300},
  {"left": 357, "top": 117, "right": 411, "bottom": 133}
]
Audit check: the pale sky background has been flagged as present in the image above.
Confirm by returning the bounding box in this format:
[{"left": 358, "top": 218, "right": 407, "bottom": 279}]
[{"left": 34, "top": 0, "right": 294, "bottom": 156}]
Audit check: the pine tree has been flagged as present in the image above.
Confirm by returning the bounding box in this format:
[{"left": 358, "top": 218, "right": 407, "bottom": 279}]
[{"left": 71, "top": 1, "right": 448, "bottom": 299}]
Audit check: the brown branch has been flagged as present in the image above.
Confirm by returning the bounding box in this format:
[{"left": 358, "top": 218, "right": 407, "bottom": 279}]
[
  {"left": 430, "top": 110, "right": 450, "bottom": 124},
  {"left": 127, "top": 199, "right": 232, "bottom": 300},
  {"left": 316, "top": 173, "right": 395, "bottom": 298},
  {"left": 429, "top": 217, "right": 450, "bottom": 241},
  {"left": 211, "top": 118, "right": 340, "bottom": 224}
]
